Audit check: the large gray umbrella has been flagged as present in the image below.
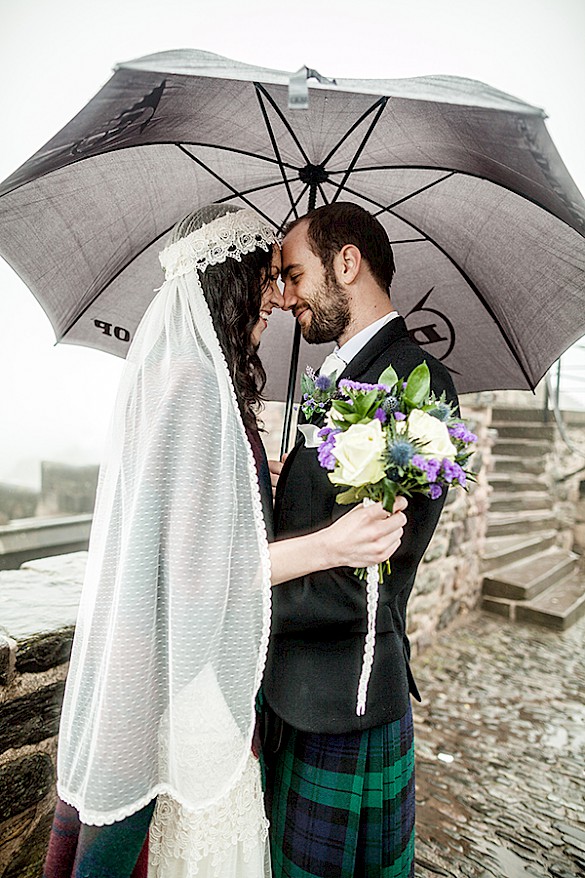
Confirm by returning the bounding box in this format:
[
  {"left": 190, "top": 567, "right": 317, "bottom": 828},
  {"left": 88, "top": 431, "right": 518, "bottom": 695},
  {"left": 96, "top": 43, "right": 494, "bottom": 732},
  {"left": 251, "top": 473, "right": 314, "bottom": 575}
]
[{"left": 1, "top": 49, "right": 584, "bottom": 448}]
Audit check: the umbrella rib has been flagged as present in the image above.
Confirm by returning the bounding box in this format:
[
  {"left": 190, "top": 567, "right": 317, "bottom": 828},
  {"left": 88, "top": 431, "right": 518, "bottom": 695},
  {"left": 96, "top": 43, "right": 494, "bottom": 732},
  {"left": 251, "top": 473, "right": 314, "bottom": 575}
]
[
  {"left": 180, "top": 141, "right": 298, "bottom": 169},
  {"left": 317, "top": 182, "right": 330, "bottom": 205},
  {"left": 278, "top": 184, "right": 309, "bottom": 233},
  {"left": 331, "top": 99, "right": 388, "bottom": 204},
  {"left": 322, "top": 97, "right": 388, "bottom": 167},
  {"left": 0, "top": 142, "right": 299, "bottom": 200},
  {"left": 177, "top": 145, "right": 279, "bottom": 228},
  {"left": 372, "top": 172, "right": 455, "bottom": 212},
  {"left": 325, "top": 178, "right": 534, "bottom": 387},
  {"left": 255, "top": 87, "right": 299, "bottom": 220},
  {"left": 58, "top": 223, "right": 176, "bottom": 341},
  {"left": 215, "top": 179, "right": 290, "bottom": 203},
  {"left": 254, "top": 84, "right": 310, "bottom": 165}
]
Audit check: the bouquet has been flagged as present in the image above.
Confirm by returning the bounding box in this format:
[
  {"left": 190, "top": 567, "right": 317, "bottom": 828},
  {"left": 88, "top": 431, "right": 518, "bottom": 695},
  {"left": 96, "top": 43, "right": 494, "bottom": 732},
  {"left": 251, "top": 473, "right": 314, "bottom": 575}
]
[{"left": 301, "top": 360, "right": 477, "bottom": 715}]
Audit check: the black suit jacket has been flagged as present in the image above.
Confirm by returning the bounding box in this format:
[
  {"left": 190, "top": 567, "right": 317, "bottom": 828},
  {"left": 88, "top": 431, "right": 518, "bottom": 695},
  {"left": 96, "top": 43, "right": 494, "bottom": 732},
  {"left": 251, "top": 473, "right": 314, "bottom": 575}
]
[{"left": 263, "top": 316, "right": 459, "bottom": 733}]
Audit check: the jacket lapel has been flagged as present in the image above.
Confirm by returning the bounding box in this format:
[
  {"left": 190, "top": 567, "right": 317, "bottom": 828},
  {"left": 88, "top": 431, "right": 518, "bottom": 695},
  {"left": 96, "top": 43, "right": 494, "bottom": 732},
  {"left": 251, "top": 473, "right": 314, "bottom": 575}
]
[{"left": 337, "top": 315, "right": 410, "bottom": 382}]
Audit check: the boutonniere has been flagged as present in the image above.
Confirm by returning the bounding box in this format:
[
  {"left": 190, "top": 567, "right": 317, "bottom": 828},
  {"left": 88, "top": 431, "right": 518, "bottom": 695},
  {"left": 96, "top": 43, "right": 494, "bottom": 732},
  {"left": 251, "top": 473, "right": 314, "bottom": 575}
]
[{"left": 300, "top": 366, "right": 344, "bottom": 422}]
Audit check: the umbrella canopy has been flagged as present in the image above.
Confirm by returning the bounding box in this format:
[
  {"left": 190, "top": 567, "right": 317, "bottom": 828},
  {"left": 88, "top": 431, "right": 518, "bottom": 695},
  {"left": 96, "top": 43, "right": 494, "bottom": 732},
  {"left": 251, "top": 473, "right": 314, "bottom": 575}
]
[{"left": 1, "top": 48, "right": 584, "bottom": 404}]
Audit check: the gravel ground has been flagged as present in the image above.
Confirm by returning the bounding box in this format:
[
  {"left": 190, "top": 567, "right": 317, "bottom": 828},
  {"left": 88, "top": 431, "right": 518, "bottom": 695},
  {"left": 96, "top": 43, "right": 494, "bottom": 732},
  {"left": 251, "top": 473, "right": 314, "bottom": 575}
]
[{"left": 412, "top": 611, "right": 585, "bottom": 878}]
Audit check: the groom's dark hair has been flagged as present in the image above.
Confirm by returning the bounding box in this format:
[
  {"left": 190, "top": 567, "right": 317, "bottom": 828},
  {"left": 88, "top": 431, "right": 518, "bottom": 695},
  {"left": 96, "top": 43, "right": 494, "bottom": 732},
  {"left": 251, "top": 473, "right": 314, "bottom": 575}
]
[{"left": 285, "top": 202, "right": 395, "bottom": 293}]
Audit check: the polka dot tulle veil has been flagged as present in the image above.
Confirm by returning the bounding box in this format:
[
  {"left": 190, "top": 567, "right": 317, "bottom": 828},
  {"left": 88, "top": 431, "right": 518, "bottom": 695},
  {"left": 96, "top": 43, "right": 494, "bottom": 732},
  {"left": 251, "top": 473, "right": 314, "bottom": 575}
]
[{"left": 58, "top": 212, "right": 274, "bottom": 826}]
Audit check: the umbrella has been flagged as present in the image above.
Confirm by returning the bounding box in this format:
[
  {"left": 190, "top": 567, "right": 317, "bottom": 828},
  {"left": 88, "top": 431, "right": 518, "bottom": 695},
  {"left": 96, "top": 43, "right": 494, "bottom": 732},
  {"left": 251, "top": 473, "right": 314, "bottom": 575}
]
[{"left": 1, "top": 48, "right": 584, "bottom": 452}]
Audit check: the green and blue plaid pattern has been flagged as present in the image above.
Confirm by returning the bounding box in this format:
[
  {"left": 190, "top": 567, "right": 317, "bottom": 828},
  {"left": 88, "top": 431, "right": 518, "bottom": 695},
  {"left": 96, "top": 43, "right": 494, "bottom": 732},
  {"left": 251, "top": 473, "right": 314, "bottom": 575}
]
[{"left": 267, "top": 706, "right": 415, "bottom": 878}]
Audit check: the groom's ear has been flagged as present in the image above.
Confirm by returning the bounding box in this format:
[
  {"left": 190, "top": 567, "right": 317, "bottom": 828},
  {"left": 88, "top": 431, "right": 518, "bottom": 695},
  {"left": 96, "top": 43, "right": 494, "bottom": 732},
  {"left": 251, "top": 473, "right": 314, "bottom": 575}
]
[{"left": 336, "top": 243, "right": 361, "bottom": 285}]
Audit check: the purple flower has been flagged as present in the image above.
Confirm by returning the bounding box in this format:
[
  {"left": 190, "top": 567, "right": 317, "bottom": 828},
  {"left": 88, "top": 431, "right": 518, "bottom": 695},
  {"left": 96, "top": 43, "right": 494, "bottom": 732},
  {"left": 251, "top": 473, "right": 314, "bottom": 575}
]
[
  {"left": 412, "top": 454, "right": 428, "bottom": 471},
  {"left": 441, "top": 459, "right": 466, "bottom": 485},
  {"left": 315, "top": 374, "right": 332, "bottom": 391},
  {"left": 448, "top": 422, "right": 477, "bottom": 443},
  {"left": 394, "top": 411, "right": 407, "bottom": 421},
  {"left": 374, "top": 408, "right": 387, "bottom": 423},
  {"left": 317, "top": 428, "right": 341, "bottom": 471},
  {"left": 426, "top": 458, "right": 441, "bottom": 483},
  {"left": 339, "top": 379, "right": 390, "bottom": 392},
  {"left": 428, "top": 483, "right": 443, "bottom": 500}
]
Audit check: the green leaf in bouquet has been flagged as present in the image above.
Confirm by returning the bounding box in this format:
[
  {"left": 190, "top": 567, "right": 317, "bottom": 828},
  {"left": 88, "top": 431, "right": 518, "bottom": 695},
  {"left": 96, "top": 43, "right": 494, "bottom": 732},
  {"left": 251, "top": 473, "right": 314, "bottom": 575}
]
[
  {"left": 404, "top": 362, "right": 431, "bottom": 408},
  {"left": 336, "top": 485, "right": 368, "bottom": 505},
  {"left": 301, "top": 373, "right": 314, "bottom": 396},
  {"left": 342, "top": 412, "right": 368, "bottom": 424},
  {"left": 360, "top": 389, "right": 380, "bottom": 410},
  {"left": 378, "top": 364, "right": 398, "bottom": 389},
  {"left": 332, "top": 400, "right": 355, "bottom": 415},
  {"left": 382, "top": 478, "right": 399, "bottom": 512}
]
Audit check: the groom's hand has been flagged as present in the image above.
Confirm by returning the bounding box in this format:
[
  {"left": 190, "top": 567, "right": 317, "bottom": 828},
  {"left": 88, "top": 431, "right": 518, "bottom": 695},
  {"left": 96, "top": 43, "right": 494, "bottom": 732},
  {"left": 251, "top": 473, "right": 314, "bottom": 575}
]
[{"left": 268, "top": 454, "right": 288, "bottom": 498}]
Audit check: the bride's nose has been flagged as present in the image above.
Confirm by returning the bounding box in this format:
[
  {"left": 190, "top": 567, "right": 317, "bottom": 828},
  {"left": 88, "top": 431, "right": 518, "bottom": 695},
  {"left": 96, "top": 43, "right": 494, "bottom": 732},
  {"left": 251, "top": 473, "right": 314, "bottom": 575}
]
[{"left": 270, "top": 283, "right": 285, "bottom": 309}]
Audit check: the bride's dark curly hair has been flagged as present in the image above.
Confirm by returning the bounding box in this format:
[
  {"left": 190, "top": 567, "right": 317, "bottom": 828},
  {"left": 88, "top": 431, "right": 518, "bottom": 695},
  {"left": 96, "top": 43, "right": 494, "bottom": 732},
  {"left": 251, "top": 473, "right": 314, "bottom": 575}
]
[{"left": 169, "top": 204, "right": 274, "bottom": 429}]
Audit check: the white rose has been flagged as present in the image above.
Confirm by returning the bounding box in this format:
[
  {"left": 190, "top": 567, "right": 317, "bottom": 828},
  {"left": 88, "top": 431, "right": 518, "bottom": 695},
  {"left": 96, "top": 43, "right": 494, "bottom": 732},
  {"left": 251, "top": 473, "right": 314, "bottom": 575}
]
[
  {"left": 329, "top": 420, "right": 386, "bottom": 487},
  {"left": 406, "top": 409, "right": 456, "bottom": 460}
]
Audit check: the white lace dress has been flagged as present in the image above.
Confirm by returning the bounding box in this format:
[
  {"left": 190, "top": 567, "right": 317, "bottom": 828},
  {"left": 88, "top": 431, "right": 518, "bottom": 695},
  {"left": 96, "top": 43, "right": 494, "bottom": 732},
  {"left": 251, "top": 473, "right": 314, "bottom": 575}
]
[{"left": 147, "top": 665, "right": 270, "bottom": 878}]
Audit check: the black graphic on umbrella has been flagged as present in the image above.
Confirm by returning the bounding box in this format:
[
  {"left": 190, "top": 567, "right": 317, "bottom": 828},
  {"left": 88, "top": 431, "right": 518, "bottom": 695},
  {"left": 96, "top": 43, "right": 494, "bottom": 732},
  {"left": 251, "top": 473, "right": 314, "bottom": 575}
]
[{"left": 0, "top": 49, "right": 584, "bottom": 451}]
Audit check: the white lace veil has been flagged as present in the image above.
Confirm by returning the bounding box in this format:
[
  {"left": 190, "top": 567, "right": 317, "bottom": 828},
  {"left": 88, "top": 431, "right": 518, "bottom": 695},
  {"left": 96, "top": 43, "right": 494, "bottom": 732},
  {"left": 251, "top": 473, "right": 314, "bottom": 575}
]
[{"left": 57, "top": 206, "right": 277, "bottom": 825}]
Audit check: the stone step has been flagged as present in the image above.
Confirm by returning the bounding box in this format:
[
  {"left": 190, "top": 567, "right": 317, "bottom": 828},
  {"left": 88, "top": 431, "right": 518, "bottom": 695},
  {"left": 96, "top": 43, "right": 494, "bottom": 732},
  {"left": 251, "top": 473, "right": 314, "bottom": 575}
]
[
  {"left": 515, "top": 575, "right": 585, "bottom": 630},
  {"left": 482, "top": 573, "right": 585, "bottom": 630},
  {"left": 493, "top": 455, "right": 547, "bottom": 475},
  {"left": 492, "top": 422, "right": 555, "bottom": 441},
  {"left": 481, "top": 531, "right": 557, "bottom": 572},
  {"left": 482, "top": 548, "right": 579, "bottom": 601},
  {"left": 493, "top": 438, "right": 552, "bottom": 458},
  {"left": 491, "top": 407, "right": 550, "bottom": 423},
  {"left": 489, "top": 491, "right": 550, "bottom": 512},
  {"left": 487, "top": 509, "right": 558, "bottom": 537},
  {"left": 488, "top": 472, "right": 549, "bottom": 493}
]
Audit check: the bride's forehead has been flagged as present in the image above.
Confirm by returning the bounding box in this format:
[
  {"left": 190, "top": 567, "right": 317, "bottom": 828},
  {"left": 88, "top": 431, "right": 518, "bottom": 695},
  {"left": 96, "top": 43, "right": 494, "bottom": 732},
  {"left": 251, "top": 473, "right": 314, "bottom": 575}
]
[{"left": 272, "top": 247, "right": 282, "bottom": 271}]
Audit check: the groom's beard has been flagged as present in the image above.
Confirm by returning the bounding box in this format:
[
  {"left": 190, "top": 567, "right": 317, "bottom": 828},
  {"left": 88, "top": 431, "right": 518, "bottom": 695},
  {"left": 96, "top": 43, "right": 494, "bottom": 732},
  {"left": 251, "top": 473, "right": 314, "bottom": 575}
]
[{"left": 300, "top": 271, "right": 350, "bottom": 345}]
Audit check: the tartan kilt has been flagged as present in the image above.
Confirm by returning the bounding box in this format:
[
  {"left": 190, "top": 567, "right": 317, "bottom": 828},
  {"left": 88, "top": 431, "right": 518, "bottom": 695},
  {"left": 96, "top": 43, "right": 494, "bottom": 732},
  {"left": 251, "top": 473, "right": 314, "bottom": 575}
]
[{"left": 265, "top": 705, "right": 415, "bottom": 878}]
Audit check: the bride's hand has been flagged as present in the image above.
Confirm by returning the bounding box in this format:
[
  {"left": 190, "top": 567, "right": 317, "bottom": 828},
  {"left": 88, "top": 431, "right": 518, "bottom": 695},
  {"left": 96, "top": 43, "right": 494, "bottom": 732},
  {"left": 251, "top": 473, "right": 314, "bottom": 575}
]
[{"left": 325, "top": 497, "right": 408, "bottom": 569}]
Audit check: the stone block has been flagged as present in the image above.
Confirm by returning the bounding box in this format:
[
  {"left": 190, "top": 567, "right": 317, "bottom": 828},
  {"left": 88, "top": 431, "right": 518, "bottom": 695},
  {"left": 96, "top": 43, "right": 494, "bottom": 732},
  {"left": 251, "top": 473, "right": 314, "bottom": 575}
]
[
  {"left": 0, "top": 805, "right": 37, "bottom": 869},
  {"left": 0, "top": 632, "right": 16, "bottom": 686},
  {"left": 3, "top": 811, "right": 53, "bottom": 878},
  {"left": 438, "top": 600, "right": 461, "bottom": 629},
  {"left": 448, "top": 523, "right": 465, "bottom": 555},
  {"left": 424, "top": 536, "right": 449, "bottom": 563},
  {"left": 0, "top": 681, "right": 65, "bottom": 754},
  {"left": 414, "top": 567, "right": 442, "bottom": 595},
  {"left": 0, "top": 753, "right": 54, "bottom": 821},
  {"left": 16, "top": 628, "right": 74, "bottom": 674}
]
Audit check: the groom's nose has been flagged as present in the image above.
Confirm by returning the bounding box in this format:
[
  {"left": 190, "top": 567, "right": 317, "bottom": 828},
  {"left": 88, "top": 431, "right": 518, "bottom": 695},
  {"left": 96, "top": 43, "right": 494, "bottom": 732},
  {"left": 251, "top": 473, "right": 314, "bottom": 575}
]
[{"left": 283, "top": 283, "right": 299, "bottom": 312}]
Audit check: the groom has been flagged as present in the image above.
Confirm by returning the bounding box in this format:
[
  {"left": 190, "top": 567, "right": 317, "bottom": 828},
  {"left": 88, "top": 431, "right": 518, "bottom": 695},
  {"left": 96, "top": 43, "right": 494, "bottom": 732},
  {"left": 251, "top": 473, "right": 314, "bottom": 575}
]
[{"left": 264, "top": 202, "right": 458, "bottom": 877}]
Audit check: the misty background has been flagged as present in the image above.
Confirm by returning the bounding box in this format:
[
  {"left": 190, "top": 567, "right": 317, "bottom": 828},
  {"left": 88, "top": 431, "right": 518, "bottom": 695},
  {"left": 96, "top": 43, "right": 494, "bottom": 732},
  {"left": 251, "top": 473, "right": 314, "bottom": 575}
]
[{"left": 1, "top": 0, "right": 584, "bottom": 490}]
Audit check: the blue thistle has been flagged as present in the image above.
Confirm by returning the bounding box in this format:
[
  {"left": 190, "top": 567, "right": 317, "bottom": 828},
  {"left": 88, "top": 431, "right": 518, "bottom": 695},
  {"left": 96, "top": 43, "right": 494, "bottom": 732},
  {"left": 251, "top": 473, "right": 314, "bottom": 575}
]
[
  {"left": 428, "top": 402, "right": 451, "bottom": 422},
  {"left": 381, "top": 394, "right": 399, "bottom": 414},
  {"left": 388, "top": 440, "right": 415, "bottom": 467},
  {"left": 315, "top": 374, "right": 332, "bottom": 391}
]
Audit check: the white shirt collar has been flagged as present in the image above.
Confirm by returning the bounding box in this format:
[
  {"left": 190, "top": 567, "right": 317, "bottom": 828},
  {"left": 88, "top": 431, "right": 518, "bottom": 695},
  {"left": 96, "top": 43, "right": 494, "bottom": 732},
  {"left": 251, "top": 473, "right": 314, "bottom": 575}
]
[{"left": 335, "top": 311, "right": 399, "bottom": 367}]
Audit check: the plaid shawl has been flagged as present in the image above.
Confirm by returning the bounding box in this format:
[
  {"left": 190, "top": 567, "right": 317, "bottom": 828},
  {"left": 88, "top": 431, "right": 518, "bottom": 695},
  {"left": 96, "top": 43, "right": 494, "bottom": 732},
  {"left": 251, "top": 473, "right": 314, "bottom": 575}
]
[{"left": 43, "top": 798, "right": 153, "bottom": 878}]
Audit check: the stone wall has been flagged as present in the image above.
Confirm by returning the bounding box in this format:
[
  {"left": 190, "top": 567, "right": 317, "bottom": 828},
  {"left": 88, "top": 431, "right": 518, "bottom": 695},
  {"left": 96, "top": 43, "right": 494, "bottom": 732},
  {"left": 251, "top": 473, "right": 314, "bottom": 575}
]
[
  {"left": 0, "top": 555, "right": 83, "bottom": 877},
  {"left": 407, "top": 397, "right": 495, "bottom": 654}
]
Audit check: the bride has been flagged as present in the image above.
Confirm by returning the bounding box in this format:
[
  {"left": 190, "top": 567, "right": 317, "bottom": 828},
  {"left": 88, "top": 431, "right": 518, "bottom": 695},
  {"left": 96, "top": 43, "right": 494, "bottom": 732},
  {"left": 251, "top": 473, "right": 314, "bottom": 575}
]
[{"left": 44, "top": 204, "right": 406, "bottom": 878}]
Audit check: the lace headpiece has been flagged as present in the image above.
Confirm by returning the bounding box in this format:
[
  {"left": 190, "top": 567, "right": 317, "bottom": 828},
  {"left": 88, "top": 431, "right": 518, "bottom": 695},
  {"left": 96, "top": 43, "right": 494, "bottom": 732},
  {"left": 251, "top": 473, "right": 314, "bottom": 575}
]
[{"left": 160, "top": 207, "right": 279, "bottom": 279}]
